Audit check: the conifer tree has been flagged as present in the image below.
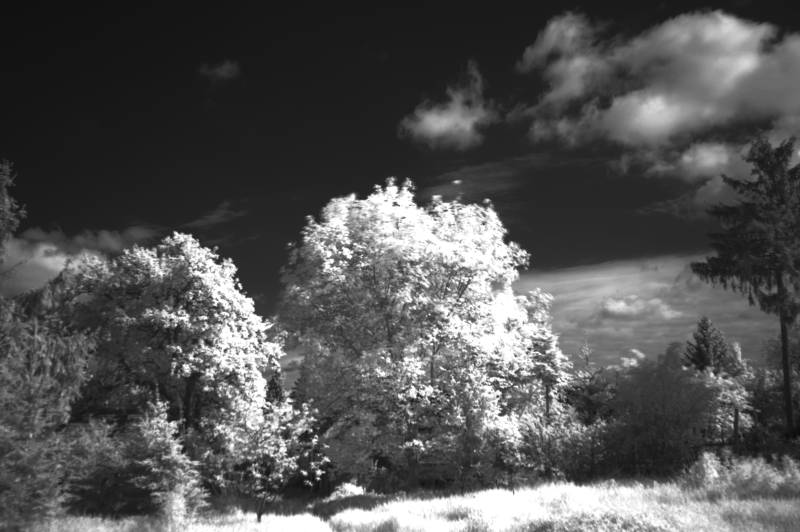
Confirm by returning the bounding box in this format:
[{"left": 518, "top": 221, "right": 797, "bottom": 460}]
[
  {"left": 684, "top": 316, "right": 739, "bottom": 375},
  {"left": 692, "top": 136, "right": 800, "bottom": 436}
]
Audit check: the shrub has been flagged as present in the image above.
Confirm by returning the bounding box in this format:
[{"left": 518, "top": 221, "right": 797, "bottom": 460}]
[
  {"left": 684, "top": 452, "right": 800, "bottom": 499},
  {"left": 328, "top": 482, "right": 367, "bottom": 500},
  {"left": 518, "top": 409, "right": 607, "bottom": 481},
  {"left": 608, "top": 360, "right": 723, "bottom": 475},
  {"left": 684, "top": 451, "right": 723, "bottom": 488}
]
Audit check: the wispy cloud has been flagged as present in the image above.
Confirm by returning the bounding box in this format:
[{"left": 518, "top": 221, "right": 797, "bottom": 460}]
[
  {"left": 518, "top": 255, "right": 776, "bottom": 364},
  {"left": 182, "top": 200, "right": 248, "bottom": 229},
  {"left": 198, "top": 59, "right": 241, "bottom": 82},
  {"left": 421, "top": 154, "right": 552, "bottom": 200},
  {"left": 399, "top": 61, "right": 497, "bottom": 151}
]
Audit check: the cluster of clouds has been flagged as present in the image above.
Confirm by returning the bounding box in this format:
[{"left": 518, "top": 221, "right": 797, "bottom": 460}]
[
  {"left": 517, "top": 256, "right": 776, "bottom": 365},
  {"left": 400, "top": 10, "right": 800, "bottom": 216}
]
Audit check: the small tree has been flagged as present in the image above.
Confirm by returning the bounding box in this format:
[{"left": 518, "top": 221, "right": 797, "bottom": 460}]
[
  {"left": 692, "top": 136, "right": 800, "bottom": 437},
  {"left": 233, "top": 401, "right": 327, "bottom": 522}
]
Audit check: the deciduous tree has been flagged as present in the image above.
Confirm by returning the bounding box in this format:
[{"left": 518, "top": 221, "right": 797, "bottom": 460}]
[
  {"left": 281, "top": 179, "right": 567, "bottom": 486},
  {"left": 69, "top": 232, "right": 283, "bottom": 473}
]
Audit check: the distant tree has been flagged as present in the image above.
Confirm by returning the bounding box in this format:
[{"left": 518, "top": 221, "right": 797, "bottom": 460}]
[
  {"left": 566, "top": 341, "right": 615, "bottom": 424},
  {"left": 659, "top": 341, "right": 685, "bottom": 370},
  {"left": 684, "top": 317, "right": 741, "bottom": 376},
  {"left": 692, "top": 136, "right": 800, "bottom": 437}
]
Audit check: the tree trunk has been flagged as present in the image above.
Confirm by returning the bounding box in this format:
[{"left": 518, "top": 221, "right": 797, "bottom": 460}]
[
  {"left": 183, "top": 372, "right": 200, "bottom": 433},
  {"left": 544, "top": 384, "right": 552, "bottom": 423},
  {"left": 732, "top": 407, "right": 740, "bottom": 449},
  {"left": 779, "top": 314, "right": 796, "bottom": 437},
  {"left": 256, "top": 495, "right": 270, "bottom": 523}
]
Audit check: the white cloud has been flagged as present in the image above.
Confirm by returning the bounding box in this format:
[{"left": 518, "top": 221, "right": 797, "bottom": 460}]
[
  {"left": 677, "top": 143, "right": 742, "bottom": 180},
  {"left": 198, "top": 59, "right": 241, "bottom": 82},
  {"left": 517, "top": 12, "right": 605, "bottom": 105},
  {"left": 519, "top": 11, "right": 800, "bottom": 216},
  {"left": 399, "top": 61, "right": 497, "bottom": 150}
]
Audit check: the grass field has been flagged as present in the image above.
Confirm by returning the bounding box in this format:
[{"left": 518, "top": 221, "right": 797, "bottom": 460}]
[{"left": 33, "top": 479, "right": 800, "bottom": 532}]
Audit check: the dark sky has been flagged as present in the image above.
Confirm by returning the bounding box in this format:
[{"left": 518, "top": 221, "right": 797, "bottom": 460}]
[{"left": 2, "top": 2, "right": 798, "bottom": 362}]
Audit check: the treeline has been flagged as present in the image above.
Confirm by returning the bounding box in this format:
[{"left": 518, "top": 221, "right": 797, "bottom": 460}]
[{"left": 0, "top": 136, "right": 799, "bottom": 530}]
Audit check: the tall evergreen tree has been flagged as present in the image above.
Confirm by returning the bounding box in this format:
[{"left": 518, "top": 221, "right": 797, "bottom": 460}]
[{"left": 692, "top": 136, "right": 800, "bottom": 437}]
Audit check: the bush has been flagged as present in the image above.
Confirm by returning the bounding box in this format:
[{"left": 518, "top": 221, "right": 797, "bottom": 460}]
[
  {"left": 608, "top": 360, "right": 724, "bottom": 475},
  {"left": 518, "top": 409, "right": 607, "bottom": 481}
]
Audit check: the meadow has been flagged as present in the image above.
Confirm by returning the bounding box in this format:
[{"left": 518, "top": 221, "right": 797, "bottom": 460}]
[{"left": 33, "top": 464, "right": 800, "bottom": 532}]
